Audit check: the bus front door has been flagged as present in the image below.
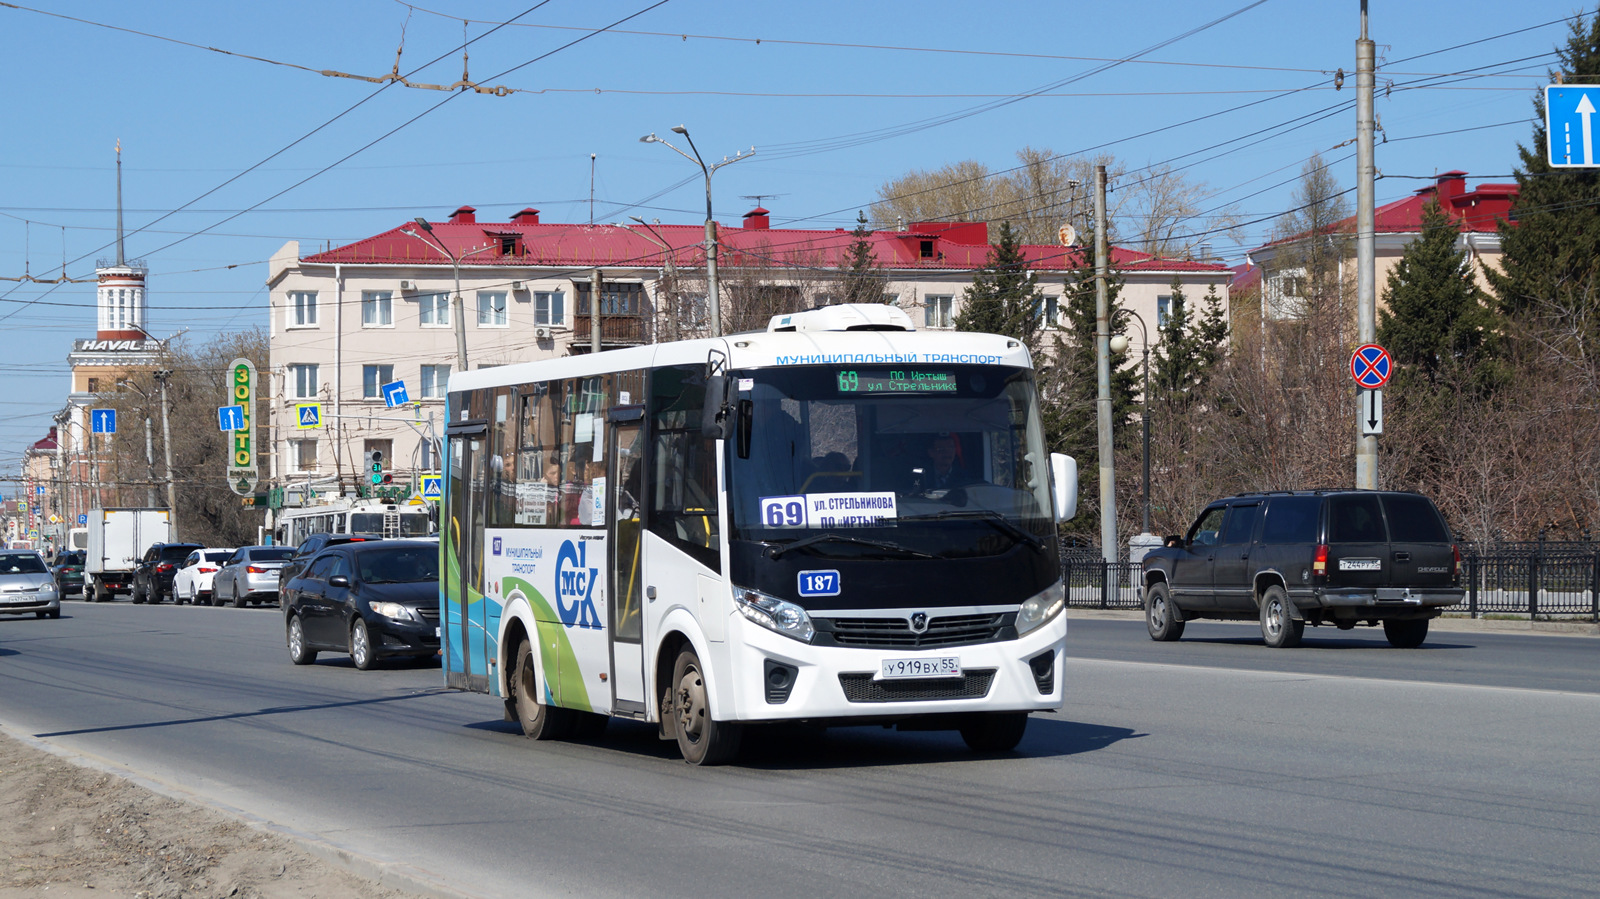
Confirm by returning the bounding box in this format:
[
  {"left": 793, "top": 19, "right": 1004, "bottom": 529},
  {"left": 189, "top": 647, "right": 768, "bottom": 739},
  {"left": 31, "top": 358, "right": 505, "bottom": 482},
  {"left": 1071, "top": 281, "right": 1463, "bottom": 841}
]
[
  {"left": 445, "top": 422, "right": 491, "bottom": 693},
  {"left": 607, "top": 407, "right": 647, "bottom": 714}
]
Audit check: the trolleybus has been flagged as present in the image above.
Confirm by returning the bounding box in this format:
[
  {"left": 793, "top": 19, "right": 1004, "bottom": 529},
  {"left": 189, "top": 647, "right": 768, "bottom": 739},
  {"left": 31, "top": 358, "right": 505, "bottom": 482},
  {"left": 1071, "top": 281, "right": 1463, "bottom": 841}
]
[{"left": 439, "top": 304, "right": 1077, "bottom": 764}]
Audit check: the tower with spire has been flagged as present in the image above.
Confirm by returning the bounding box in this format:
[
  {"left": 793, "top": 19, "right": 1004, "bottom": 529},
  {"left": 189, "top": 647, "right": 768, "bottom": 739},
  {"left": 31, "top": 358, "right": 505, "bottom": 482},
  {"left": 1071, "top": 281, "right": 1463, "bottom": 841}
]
[{"left": 94, "top": 139, "right": 149, "bottom": 340}]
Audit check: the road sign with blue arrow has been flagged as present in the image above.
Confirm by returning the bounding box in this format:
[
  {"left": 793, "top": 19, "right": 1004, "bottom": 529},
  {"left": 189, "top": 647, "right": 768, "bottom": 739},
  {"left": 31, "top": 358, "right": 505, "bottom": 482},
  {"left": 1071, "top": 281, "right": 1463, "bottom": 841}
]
[
  {"left": 1547, "top": 85, "right": 1600, "bottom": 167},
  {"left": 218, "top": 404, "right": 246, "bottom": 432},
  {"left": 91, "top": 408, "right": 116, "bottom": 434},
  {"left": 382, "top": 380, "right": 409, "bottom": 408}
]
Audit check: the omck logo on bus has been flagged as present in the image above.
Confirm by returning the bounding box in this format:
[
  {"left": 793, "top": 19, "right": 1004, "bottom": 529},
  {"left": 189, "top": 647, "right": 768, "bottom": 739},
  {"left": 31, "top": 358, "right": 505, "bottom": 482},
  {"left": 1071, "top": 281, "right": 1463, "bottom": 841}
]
[{"left": 554, "top": 539, "right": 602, "bottom": 630}]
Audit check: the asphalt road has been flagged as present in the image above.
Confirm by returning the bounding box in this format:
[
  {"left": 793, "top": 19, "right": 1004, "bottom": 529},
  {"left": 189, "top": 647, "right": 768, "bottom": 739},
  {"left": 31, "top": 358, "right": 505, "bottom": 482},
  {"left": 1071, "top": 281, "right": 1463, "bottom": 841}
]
[{"left": 1, "top": 601, "right": 1597, "bottom": 899}]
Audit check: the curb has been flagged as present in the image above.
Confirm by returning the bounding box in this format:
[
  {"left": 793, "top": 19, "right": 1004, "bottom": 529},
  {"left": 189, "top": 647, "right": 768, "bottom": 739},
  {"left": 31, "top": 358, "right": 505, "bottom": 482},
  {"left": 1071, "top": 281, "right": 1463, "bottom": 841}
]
[
  {"left": 0, "top": 724, "right": 483, "bottom": 899},
  {"left": 1067, "top": 606, "right": 1600, "bottom": 637}
]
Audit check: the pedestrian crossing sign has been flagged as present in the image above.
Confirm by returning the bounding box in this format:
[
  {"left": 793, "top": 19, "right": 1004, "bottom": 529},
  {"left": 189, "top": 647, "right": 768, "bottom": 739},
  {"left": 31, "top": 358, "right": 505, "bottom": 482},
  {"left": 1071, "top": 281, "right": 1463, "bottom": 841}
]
[
  {"left": 420, "top": 475, "right": 442, "bottom": 500},
  {"left": 294, "top": 403, "right": 322, "bottom": 429}
]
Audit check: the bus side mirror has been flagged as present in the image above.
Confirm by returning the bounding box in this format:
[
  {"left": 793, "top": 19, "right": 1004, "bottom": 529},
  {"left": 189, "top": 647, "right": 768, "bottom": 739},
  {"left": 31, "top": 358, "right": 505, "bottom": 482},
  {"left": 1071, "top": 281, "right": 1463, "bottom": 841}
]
[
  {"left": 1050, "top": 453, "right": 1078, "bottom": 523},
  {"left": 701, "top": 374, "right": 732, "bottom": 439}
]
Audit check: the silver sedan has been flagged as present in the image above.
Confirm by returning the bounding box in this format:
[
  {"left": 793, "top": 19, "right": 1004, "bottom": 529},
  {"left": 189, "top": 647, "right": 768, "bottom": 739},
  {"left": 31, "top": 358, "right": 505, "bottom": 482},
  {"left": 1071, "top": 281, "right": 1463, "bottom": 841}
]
[
  {"left": 0, "top": 550, "right": 61, "bottom": 619},
  {"left": 212, "top": 545, "right": 297, "bottom": 608}
]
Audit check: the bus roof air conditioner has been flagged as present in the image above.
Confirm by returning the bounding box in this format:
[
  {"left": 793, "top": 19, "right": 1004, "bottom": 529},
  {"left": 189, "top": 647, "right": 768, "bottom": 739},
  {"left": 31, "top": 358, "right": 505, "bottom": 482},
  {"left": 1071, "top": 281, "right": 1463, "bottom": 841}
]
[{"left": 766, "top": 304, "right": 916, "bottom": 333}]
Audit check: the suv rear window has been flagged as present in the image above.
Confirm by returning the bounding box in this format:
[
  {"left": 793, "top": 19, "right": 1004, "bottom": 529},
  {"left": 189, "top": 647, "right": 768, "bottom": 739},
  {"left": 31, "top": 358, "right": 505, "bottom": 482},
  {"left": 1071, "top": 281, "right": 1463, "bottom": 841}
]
[
  {"left": 1260, "top": 497, "right": 1320, "bottom": 544},
  {"left": 1381, "top": 494, "right": 1451, "bottom": 543},
  {"left": 1328, "top": 495, "right": 1386, "bottom": 543},
  {"left": 160, "top": 545, "right": 200, "bottom": 561}
]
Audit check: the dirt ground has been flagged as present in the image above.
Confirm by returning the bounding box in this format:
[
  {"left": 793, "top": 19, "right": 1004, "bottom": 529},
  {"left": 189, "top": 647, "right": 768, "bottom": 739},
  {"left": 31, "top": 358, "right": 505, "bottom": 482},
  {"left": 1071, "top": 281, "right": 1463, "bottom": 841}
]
[{"left": 0, "top": 730, "right": 437, "bottom": 899}]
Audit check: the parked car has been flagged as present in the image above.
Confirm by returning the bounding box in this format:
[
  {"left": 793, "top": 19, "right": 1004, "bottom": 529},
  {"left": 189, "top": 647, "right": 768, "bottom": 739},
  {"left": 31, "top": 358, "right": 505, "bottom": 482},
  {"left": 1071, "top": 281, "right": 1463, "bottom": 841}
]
[
  {"left": 282, "top": 540, "right": 441, "bottom": 669},
  {"left": 276, "top": 533, "right": 381, "bottom": 594},
  {"left": 171, "top": 548, "right": 235, "bottom": 605},
  {"left": 52, "top": 550, "right": 86, "bottom": 597},
  {"left": 0, "top": 550, "right": 61, "bottom": 619},
  {"left": 212, "top": 545, "right": 297, "bottom": 608},
  {"left": 132, "top": 542, "right": 204, "bottom": 604},
  {"left": 1139, "top": 490, "right": 1465, "bottom": 648}
]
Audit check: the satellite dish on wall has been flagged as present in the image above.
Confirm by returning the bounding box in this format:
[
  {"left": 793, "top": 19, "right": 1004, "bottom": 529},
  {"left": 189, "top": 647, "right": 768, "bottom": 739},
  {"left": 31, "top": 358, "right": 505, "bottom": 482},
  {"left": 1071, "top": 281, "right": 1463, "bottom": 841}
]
[{"left": 1058, "top": 224, "right": 1078, "bottom": 247}]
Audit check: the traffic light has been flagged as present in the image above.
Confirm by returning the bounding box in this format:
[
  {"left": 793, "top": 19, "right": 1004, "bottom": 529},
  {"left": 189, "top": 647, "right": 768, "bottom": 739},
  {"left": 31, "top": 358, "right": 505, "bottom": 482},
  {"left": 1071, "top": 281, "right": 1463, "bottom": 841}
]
[{"left": 369, "top": 449, "right": 384, "bottom": 485}]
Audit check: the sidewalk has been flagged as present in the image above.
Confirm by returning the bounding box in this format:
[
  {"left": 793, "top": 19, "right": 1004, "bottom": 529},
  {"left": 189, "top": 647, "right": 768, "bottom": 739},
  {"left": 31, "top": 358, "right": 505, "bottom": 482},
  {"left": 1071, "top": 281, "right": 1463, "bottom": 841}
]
[{"left": 1067, "top": 606, "right": 1600, "bottom": 637}]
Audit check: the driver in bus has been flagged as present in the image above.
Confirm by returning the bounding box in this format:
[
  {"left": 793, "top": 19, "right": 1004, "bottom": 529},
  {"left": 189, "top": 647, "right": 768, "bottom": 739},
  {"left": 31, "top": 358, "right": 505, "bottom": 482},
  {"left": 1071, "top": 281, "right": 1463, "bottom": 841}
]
[{"left": 922, "top": 432, "right": 976, "bottom": 490}]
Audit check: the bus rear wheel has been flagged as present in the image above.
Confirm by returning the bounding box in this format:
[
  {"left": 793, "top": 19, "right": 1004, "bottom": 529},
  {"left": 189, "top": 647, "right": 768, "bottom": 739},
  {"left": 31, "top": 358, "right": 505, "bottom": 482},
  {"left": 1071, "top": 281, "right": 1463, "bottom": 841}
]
[
  {"left": 512, "top": 641, "right": 573, "bottom": 740},
  {"left": 669, "top": 647, "right": 741, "bottom": 765},
  {"left": 960, "top": 711, "right": 1029, "bottom": 752}
]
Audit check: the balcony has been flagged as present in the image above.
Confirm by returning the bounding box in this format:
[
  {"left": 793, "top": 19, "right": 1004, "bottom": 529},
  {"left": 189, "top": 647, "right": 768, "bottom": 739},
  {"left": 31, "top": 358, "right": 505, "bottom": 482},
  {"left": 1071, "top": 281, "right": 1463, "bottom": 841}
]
[{"left": 571, "top": 313, "right": 650, "bottom": 349}]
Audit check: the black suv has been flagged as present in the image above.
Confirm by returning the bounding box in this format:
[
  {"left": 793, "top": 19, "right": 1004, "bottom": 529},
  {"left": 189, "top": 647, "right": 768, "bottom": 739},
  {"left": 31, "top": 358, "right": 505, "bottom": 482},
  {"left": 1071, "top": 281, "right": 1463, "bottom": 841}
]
[
  {"left": 276, "top": 533, "right": 381, "bottom": 596},
  {"left": 1139, "top": 491, "right": 1464, "bottom": 648},
  {"left": 133, "top": 542, "right": 204, "bottom": 604}
]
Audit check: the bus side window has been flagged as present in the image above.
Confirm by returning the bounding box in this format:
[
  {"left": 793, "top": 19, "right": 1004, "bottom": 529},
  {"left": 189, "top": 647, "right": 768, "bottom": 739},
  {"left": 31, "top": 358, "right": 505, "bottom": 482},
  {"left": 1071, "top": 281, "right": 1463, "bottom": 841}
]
[{"left": 649, "top": 365, "right": 721, "bottom": 571}]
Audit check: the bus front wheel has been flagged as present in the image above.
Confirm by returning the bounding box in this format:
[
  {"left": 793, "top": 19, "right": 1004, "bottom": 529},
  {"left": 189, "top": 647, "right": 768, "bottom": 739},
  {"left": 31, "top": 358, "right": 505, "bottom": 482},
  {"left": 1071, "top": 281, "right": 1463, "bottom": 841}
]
[
  {"left": 669, "top": 647, "right": 742, "bottom": 766},
  {"left": 513, "top": 641, "right": 573, "bottom": 740}
]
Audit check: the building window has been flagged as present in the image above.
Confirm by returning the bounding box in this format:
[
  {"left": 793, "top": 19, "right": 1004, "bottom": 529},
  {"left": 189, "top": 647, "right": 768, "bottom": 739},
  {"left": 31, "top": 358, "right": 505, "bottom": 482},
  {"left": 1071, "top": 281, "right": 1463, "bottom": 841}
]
[
  {"left": 420, "top": 364, "right": 450, "bottom": 398},
  {"left": 499, "top": 235, "right": 520, "bottom": 256},
  {"left": 290, "top": 363, "right": 319, "bottom": 399},
  {"left": 289, "top": 291, "right": 318, "bottom": 327},
  {"left": 362, "top": 364, "right": 395, "bottom": 399},
  {"left": 925, "top": 295, "right": 954, "bottom": 329},
  {"left": 419, "top": 293, "right": 450, "bottom": 327},
  {"left": 292, "top": 439, "right": 318, "bottom": 473},
  {"left": 1157, "top": 295, "right": 1172, "bottom": 328},
  {"left": 477, "top": 291, "right": 508, "bottom": 327},
  {"left": 812, "top": 293, "right": 837, "bottom": 309},
  {"left": 534, "top": 291, "right": 564, "bottom": 325},
  {"left": 362, "top": 291, "right": 393, "bottom": 327},
  {"left": 920, "top": 240, "right": 935, "bottom": 259},
  {"left": 86, "top": 378, "right": 100, "bottom": 393},
  {"left": 1042, "top": 296, "right": 1060, "bottom": 328},
  {"left": 575, "top": 282, "right": 643, "bottom": 316}
]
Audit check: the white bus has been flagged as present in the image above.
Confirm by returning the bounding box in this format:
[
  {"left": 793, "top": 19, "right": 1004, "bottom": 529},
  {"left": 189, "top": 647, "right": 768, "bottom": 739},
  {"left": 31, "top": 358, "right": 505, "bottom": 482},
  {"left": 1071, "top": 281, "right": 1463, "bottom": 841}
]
[
  {"left": 441, "top": 304, "right": 1077, "bottom": 764},
  {"left": 273, "top": 499, "right": 433, "bottom": 547}
]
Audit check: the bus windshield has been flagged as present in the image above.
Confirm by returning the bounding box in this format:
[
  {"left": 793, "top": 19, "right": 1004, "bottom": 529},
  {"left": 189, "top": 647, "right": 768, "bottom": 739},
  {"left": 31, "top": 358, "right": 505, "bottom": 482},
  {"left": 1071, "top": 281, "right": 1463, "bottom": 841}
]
[{"left": 727, "top": 364, "right": 1054, "bottom": 558}]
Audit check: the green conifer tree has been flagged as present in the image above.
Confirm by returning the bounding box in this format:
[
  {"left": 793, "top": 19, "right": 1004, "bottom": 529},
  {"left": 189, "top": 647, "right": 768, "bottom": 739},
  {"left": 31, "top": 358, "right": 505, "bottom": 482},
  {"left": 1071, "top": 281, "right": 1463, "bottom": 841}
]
[
  {"left": 838, "top": 211, "right": 891, "bottom": 304},
  {"left": 1378, "top": 200, "right": 1502, "bottom": 393},
  {"left": 954, "top": 222, "right": 1044, "bottom": 349},
  {"left": 1488, "top": 8, "right": 1600, "bottom": 328}
]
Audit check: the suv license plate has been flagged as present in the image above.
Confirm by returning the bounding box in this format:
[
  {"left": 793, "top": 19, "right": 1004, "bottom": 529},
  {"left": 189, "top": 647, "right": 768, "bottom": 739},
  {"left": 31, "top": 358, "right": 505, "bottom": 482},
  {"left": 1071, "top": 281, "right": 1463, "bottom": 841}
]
[{"left": 880, "top": 657, "right": 962, "bottom": 680}]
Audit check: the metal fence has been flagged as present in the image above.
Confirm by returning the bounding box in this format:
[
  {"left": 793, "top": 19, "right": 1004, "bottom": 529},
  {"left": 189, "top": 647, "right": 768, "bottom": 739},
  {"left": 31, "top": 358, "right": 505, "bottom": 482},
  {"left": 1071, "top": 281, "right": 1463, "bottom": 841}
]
[{"left": 1059, "top": 544, "right": 1600, "bottom": 621}]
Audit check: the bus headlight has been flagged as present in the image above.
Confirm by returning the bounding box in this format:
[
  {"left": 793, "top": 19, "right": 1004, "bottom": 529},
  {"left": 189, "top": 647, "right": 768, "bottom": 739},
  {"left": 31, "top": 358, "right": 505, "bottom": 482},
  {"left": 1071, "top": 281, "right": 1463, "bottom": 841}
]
[
  {"left": 368, "top": 601, "right": 421, "bottom": 623},
  {"left": 734, "top": 586, "right": 814, "bottom": 643},
  {"left": 1015, "top": 581, "right": 1066, "bottom": 636}
]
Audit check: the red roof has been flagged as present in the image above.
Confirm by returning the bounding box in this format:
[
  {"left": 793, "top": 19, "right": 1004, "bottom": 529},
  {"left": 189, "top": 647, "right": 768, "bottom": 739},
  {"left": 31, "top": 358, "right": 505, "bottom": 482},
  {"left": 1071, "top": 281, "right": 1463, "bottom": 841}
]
[
  {"left": 1256, "top": 171, "right": 1517, "bottom": 252},
  {"left": 303, "top": 215, "right": 1232, "bottom": 276}
]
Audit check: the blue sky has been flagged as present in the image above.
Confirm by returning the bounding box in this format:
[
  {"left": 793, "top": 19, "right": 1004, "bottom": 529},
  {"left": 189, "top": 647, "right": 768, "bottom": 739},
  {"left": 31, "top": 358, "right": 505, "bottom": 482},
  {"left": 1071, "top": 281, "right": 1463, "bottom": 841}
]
[{"left": 0, "top": 0, "right": 1585, "bottom": 479}]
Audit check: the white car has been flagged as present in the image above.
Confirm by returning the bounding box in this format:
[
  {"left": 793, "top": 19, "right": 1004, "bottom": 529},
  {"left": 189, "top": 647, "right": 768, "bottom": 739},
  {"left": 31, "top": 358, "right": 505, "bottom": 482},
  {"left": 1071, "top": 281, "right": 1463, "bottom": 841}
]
[{"left": 172, "top": 548, "right": 235, "bottom": 606}]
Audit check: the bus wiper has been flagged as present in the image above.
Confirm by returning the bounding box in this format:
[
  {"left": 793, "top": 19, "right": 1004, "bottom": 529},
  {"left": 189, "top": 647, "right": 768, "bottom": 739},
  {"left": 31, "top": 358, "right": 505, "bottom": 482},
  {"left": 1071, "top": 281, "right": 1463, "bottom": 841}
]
[
  {"left": 767, "top": 533, "right": 938, "bottom": 560},
  {"left": 898, "top": 510, "right": 1046, "bottom": 551}
]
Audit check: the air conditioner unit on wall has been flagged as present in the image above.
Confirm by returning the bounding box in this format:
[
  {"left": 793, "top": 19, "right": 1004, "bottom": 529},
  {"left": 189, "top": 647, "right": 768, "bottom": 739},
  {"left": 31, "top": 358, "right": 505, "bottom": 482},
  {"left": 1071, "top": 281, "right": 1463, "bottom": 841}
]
[
  {"left": 535, "top": 327, "right": 551, "bottom": 339},
  {"left": 399, "top": 280, "right": 416, "bottom": 291},
  {"left": 511, "top": 280, "right": 525, "bottom": 290}
]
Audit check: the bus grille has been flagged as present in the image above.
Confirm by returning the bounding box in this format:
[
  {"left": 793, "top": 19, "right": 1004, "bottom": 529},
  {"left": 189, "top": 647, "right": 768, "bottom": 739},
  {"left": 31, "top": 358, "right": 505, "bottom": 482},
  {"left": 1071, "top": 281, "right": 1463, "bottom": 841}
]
[
  {"left": 817, "top": 613, "right": 1011, "bottom": 649},
  {"left": 837, "top": 669, "right": 996, "bottom": 703}
]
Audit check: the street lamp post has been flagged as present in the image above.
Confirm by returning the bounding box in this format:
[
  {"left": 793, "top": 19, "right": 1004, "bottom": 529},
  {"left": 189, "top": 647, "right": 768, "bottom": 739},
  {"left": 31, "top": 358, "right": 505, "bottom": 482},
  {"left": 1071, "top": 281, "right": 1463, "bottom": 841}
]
[
  {"left": 403, "top": 220, "right": 495, "bottom": 373},
  {"left": 121, "top": 376, "right": 178, "bottom": 536},
  {"left": 1110, "top": 311, "right": 1152, "bottom": 536},
  {"left": 639, "top": 126, "right": 754, "bottom": 338}
]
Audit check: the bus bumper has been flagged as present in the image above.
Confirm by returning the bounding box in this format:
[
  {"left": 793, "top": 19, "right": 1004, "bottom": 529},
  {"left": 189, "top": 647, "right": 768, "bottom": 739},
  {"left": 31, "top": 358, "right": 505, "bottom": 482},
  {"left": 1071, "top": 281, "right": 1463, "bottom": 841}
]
[{"left": 721, "top": 612, "right": 1067, "bottom": 723}]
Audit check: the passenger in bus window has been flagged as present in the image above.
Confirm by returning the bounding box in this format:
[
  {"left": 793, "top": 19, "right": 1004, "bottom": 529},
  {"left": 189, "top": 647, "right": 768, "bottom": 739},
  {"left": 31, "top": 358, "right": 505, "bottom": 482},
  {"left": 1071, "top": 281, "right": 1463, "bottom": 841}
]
[{"left": 562, "top": 462, "right": 588, "bottom": 525}]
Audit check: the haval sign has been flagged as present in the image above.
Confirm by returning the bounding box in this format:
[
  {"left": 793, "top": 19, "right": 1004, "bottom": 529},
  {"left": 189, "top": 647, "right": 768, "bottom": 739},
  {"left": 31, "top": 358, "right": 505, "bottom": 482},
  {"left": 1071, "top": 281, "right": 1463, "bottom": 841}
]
[
  {"left": 72, "top": 338, "right": 163, "bottom": 352},
  {"left": 228, "top": 358, "right": 258, "bottom": 496}
]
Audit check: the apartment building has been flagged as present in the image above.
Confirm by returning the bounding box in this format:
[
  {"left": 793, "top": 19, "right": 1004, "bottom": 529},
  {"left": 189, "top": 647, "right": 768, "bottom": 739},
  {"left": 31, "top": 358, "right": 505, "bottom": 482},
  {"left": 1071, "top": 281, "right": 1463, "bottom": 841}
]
[{"left": 266, "top": 205, "right": 1231, "bottom": 495}]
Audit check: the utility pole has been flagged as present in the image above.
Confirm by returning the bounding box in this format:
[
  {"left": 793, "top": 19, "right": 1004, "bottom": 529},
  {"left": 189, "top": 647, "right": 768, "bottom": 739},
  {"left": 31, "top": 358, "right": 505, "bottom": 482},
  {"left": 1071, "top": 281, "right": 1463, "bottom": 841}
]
[
  {"left": 155, "top": 370, "right": 178, "bottom": 538},
  {"left": 1094, "top": 165, "right": 1118, "bottom": 563},
  {"left": 143, "top": 417, "right": 157, "bottom": 507},
  {"left": 1354, "top": 0, "right": 1378, "bottom": 489},
  {"left": 591, "top": 268, "right": 603, "bottom": 354}
]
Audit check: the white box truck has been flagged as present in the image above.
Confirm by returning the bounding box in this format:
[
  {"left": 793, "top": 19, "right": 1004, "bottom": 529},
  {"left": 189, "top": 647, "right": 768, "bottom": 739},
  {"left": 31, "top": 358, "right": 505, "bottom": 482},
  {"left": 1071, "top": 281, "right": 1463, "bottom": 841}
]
[{"left": 85, "top": 508, "right": 170, "bottom": 603}]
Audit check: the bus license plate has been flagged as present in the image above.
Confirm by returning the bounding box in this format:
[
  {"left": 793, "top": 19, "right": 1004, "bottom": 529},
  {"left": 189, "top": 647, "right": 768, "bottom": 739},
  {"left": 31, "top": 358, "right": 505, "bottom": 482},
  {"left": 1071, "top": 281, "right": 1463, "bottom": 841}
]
[{"left": 880, "top": 657, "right": 962, "bottom": 680}]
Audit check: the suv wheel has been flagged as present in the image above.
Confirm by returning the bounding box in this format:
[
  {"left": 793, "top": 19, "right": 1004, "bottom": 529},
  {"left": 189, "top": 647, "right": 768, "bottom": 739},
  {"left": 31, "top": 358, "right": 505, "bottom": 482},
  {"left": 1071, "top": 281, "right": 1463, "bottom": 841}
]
[
  {"left": 1382, "top": 618, "right": 1428, "bottom": 649},
  {"left": 1144, "top": 582, "right": 1185, "bottom": 642},
  {"left": 1259, "top": 586, "right": 1303, "bottom": 649}
]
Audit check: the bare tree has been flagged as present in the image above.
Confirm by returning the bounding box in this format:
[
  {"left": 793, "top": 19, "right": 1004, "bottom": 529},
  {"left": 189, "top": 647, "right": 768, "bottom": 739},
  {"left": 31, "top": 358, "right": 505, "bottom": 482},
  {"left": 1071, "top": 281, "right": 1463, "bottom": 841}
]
[{"left": 1264, "top": 152, "right": 1353, "bottom": 322}]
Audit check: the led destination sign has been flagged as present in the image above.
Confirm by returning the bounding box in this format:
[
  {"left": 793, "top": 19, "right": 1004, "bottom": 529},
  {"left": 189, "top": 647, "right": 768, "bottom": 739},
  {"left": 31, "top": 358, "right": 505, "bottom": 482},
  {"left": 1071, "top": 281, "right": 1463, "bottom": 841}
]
[{"left": 836, "top": 369, "right": 958, "bottom": 394}]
